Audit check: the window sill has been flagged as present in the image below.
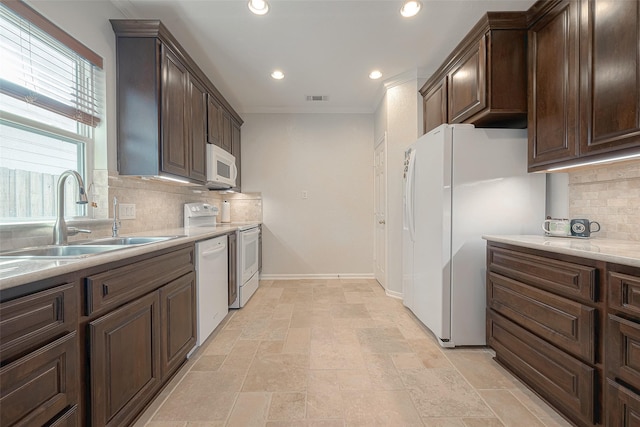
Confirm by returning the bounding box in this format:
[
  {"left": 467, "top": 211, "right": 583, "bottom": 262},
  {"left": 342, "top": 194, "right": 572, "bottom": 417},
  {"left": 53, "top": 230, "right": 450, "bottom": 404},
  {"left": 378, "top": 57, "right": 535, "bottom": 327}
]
[{"left": 0, "top": 218, "right": 113, "bottom": 231}]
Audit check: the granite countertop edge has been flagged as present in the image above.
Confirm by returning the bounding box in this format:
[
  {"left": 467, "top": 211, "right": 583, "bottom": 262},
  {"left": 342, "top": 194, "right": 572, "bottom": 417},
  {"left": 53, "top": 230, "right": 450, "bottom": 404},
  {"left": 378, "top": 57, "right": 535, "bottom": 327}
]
[
  {"left": 483, "top": 234, "right": 640, "bottom": 268},
  {"left": 0, "top": 222, "right": 261, "bottom": 291}
]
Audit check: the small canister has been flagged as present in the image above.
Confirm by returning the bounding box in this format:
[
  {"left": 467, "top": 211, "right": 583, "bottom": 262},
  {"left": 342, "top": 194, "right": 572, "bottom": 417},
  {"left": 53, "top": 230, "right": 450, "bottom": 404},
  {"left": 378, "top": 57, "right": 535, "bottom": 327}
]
[{"left": 221, "top": 200, "right": 231, "bottom": 223}]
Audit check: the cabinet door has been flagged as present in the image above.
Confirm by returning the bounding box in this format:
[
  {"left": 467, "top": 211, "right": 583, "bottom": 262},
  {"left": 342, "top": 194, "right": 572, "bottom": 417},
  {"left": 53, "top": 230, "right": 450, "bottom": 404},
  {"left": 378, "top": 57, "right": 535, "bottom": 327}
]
[
  {"left": 161, "top": 48, "right": 189, "bottom": 179},
  {"left": 207, "top": 94, "right": 222, "bottom": 146},
  {"left": 607, "top": 379, "right": 640, "bottom": 427},
  {"left": 423, "top": 77, "right": 447, "bottom": 134},
  {"left": 0, "top": 333, "right": 78, "bottom": 427},
  {"left": 228, "top": 232, "right": 238, "bottom": 306},
  {"left": 221, "top": 112, "right": 233, "bottom": 153},
  {"left": 528, "top": 0, "right": 580, "bottom": 171},
  {"left": 579, "top": 0, "right": 640, "bottom": 156},
  {"left": 231, "top": 119, "right": 241, "bottom": 191},
  {"left": 89, "top": 292, "right": 161, "bottom": 427},
  {"left": 160, "top": 272, "right": 196, "bottom": 379},
  {"left": 448, "top": 36, "right": 486, "bottom": 124},
  {"left": 189, "top": 77, "right": 207, "bottom": 183}
]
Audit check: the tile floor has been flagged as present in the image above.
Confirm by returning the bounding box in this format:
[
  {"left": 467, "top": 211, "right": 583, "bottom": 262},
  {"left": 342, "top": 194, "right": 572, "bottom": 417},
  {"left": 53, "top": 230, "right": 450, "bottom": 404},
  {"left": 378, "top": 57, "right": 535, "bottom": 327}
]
[{"left": 135, "top": 279, "right": 572, "bottom": 427}]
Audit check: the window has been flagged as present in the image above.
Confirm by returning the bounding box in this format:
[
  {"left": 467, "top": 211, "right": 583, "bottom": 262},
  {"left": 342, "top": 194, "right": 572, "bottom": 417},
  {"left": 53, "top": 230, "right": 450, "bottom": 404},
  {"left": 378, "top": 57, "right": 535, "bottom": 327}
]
[{"left": 0, "top": 0, "right": 103, "bottom": 220}]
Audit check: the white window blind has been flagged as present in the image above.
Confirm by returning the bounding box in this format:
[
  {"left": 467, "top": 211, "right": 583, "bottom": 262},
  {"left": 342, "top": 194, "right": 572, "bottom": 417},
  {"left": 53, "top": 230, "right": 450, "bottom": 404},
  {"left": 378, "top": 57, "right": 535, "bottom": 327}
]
[
  {"left": 0, "top": 0, "right": 103, "bottom": 220},
  {"left": 0, "top": 1, "right": 103, "bottom": 128}
]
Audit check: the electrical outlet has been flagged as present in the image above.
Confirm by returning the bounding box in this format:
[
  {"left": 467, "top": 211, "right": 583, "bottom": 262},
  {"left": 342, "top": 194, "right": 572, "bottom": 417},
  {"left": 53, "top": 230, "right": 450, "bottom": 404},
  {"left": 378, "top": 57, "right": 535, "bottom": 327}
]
[
  {"left": 119, "top": 203, "right": 136, "bottom": 219},
  {"left": 301, "top": 190, "right": 308, "bottom": 199}
]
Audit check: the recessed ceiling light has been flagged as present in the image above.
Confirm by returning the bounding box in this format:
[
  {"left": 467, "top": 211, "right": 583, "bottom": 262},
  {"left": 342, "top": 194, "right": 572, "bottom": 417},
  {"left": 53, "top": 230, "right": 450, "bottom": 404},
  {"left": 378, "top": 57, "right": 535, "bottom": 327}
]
[
  {"left": 400, "top": 0, "right": 422, "bottom": 18},
  {"left": 271, "top": 70, "right": 284, "bottom": 80},
  {"left": 369, "top": 70, "right": 382, "bottom": 80},
  {"left": 248, "top": 0, "right": 269, "bottom": 15}
]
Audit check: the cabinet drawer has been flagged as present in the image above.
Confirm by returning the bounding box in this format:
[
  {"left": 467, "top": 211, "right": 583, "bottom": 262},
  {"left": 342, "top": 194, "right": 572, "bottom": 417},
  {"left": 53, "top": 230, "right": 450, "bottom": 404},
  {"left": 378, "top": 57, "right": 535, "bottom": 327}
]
[
  {"left": 607, "top": 379, "right": 640, "bottom": 427},
  {"left": 86, "top": 246, "right": 194, "bottom": 315},
  {"left": 0, "top": 332, "right": 78, "bottom": 427},
  {"left": 488, "top": 311, "right": 595, "bottom": 425},
  {"left": 488, "top": 247, "right": 596, "bottom": 302},
  {"left": 49, "top": 405, "right": 78, "bottom": 427},
  {"left": 0, "top": 283, "right": 77, "bottom": 362},
  {"left": 488, "top": 272, "right": 595, "bottom": 362},
  {"left": 607, "top": 314, "right": 640, "bottom": 391},
  {"left": 609, "top": 271, "right": 640, "bottom": 318}
]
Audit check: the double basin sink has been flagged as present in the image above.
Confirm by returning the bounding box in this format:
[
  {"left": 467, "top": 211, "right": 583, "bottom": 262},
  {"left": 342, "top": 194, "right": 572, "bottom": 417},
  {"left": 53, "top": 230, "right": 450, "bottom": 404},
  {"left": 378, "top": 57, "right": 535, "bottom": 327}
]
[{"left": 0, "top": 236, "right": 185, "bottom": 259}]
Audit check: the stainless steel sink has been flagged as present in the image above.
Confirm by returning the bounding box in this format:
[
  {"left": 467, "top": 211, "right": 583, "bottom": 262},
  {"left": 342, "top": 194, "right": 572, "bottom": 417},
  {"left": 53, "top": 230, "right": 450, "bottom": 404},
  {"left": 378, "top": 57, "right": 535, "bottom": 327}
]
[
  {"left": 70, "top": 236, "right": 184, "bottom": 246},
  {"left": 0, "top": 235, "right": 186, "bottom": 259},
  {"left": 0, "top": 245, "right": 125, "bottom": 258}
]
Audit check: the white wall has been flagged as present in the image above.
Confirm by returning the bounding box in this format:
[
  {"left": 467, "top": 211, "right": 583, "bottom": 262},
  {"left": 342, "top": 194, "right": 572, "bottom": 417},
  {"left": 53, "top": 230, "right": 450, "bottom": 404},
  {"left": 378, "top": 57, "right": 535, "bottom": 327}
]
[
  {"left": 241, "top": 113, "right": 374, "bottom": 278},
  {"left": 374, "top": 76, "right": 424, "bottom": 296}
]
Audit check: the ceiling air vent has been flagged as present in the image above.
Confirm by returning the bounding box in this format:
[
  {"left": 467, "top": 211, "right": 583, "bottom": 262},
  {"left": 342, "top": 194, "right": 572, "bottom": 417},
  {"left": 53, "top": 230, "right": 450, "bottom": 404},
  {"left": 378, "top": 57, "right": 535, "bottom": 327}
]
[{"left": 306, "top": 95, "right": 329, "bottom": 102}]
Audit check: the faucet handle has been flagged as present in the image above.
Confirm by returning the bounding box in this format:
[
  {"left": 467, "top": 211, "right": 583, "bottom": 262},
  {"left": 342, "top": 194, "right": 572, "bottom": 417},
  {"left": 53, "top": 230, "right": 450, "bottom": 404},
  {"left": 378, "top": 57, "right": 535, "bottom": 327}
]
[{"left": 68, "top": 227, "right": 91, "bottom": 236}]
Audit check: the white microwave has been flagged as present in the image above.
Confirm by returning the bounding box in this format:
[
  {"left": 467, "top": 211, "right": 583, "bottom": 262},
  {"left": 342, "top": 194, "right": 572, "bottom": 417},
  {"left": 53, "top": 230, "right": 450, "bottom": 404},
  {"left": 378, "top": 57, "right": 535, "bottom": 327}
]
[{"left": 206, "top": 144, "right": 237, "bottom": 189}]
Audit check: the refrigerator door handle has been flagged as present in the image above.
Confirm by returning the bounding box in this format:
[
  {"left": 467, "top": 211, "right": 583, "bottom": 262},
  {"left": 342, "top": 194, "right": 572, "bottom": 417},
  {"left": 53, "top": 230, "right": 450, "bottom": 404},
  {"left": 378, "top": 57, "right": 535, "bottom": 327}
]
[{"left": 406, "top": 149, "right": 417, "bottom": 242}]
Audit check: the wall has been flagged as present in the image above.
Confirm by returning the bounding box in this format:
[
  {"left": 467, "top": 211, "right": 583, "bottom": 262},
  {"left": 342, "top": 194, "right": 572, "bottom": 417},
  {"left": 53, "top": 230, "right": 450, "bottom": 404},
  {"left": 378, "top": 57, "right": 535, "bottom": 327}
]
[
  {"left": 568, "top": 159, "right": 640, "bottom": 240},
  {"left": 241, "top": 113, "right": 374, "bottom": 278},
  {"left": 374, "top": 76, "right": 424, "bottom": 297}
]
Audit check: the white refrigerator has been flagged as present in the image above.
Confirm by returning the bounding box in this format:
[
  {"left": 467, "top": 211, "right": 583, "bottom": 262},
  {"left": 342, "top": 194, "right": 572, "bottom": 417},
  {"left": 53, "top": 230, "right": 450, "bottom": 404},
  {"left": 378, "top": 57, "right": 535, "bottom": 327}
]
[{"left": 402, "top": 124, "right": 545, "bottom": 347}]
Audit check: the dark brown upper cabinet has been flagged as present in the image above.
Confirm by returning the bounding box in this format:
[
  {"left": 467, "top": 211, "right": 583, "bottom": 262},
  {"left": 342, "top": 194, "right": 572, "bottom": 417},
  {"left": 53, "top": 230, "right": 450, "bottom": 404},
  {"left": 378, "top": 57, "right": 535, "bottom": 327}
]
[
  {"left": 419, "top": 12, "right": 528, "bottom": 134},
  {"left": 527, "top": 0, "right": 580, "bottom": 170},
  {"left": 578, "top": 0, "right": 640, "bottom": 157},
  {"left": 422, "top": 77, "right": 447, "bottom": 134},
  {"left": 231, "top": 118, "right": 242, "bottom": 192},
  {"left": 189, "top": 77, "right": 207, "bottom": 183},
  {"left": 111, "top": 20, "right": 243, "bottom": 185},
  {"left": 527, "top": 0, "right": 640, "bottom": 172},
  {"left": 221, "top": 111, "right": 233, "bottom": 154},
  {"left": 207, "top": 94, "right": 223, "bottom": 147}
]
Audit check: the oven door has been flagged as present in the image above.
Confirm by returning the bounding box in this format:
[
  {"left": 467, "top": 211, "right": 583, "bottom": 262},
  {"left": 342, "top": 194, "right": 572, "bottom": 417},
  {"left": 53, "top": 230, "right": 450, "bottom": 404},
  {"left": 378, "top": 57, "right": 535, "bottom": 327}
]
[{"left": 240, "top": 227, "right": 260, "bottom": 284}]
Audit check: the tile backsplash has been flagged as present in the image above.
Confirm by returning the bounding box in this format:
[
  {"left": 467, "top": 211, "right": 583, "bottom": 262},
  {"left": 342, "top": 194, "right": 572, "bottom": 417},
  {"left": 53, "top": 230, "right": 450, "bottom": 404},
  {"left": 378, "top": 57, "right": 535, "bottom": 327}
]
[
  {"left": 568, "top": 159, "right": 640, "bottom": 241},
  {"left": 0, "top": 171, "right": 262, "bottom": 251}
]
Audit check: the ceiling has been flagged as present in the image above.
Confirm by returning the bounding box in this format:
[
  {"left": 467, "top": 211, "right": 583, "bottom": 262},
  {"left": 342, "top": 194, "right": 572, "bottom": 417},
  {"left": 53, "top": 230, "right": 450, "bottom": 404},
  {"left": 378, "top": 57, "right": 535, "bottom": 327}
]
[{"left": 111, "top": 0, "right": 536, "bottom": 114}]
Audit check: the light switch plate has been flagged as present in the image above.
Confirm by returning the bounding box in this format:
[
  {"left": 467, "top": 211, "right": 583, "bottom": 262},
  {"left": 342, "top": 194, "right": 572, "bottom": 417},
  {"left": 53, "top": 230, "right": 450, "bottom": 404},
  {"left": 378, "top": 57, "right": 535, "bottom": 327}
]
[{"left": 119, "top": 203, "right": 136, "bottom": 219}]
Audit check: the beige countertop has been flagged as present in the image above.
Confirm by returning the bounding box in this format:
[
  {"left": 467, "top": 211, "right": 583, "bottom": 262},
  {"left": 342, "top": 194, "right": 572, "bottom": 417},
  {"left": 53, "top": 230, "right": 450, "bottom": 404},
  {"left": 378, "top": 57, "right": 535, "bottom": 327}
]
[
  {"left": 0, "top": 222, "right": 260, "bottom": 291},
  {"left": 483, "top": 234, "right": 640, "bottom": 268}
]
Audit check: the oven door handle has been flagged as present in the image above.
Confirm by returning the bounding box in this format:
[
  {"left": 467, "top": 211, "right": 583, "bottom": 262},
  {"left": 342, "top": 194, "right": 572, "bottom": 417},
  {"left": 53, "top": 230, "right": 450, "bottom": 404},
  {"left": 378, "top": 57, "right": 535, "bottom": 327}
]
[{"left": 201, "top": 245, "right": 227, "bottom": 258}]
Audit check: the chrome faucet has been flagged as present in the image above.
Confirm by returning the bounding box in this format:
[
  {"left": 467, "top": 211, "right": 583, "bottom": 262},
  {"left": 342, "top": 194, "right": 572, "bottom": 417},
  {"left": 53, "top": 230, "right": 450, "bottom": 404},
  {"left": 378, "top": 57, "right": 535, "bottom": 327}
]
[
  {"left": 53, "top": 170, "right": 91, "bottom": 245},
  {"left": 112, "top": 196, "right": 121, "bottom": 237}
]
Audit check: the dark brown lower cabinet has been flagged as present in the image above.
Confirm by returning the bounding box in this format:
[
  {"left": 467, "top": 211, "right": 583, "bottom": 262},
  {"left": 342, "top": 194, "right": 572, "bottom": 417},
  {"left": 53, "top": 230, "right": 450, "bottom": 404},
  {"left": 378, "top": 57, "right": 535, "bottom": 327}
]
[
  {"left": 607, "top": 379, "right": 640, "bottom": 426},
  {"left": 487, "top": 241, "right": 640, "bottom": 427},
  {"left": 160, "top": 272, "right": 196, "bottom": 379},
  {"left": 89, "top": 292, "right": 162, "bottom": 427},
  {"left": 49, "top": 405, "right": 79, "bottom": 426},
  {"left": 0, "top": 332, "right": 78, "bottom": 427},
  {"left": 488, "top": 311, "right": 596, "bottom": 424},
  {"left": 606, "top": 267, "right": 640, "bottom": 426},
  {"left": 486, "top": 242, "right": 601, "bottom": 426}
]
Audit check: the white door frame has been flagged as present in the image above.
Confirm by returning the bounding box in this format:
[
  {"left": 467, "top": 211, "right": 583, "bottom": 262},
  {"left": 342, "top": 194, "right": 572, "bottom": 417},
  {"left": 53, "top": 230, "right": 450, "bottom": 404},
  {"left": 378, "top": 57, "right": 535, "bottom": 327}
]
[{"left": 373, "top": 132, "right": 388, "bottom": 290}]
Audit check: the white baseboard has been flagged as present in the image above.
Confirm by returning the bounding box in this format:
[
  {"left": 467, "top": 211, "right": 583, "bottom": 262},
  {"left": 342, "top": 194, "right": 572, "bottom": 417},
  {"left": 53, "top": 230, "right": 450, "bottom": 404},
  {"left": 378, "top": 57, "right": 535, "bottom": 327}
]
[
  {"left": 385, "top": 289, "right": 403, "bottom": 300},
  {"left": 259, "top": 273, "right": 375, "bottom": 280}
]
